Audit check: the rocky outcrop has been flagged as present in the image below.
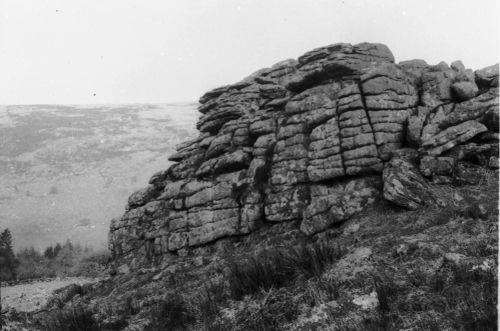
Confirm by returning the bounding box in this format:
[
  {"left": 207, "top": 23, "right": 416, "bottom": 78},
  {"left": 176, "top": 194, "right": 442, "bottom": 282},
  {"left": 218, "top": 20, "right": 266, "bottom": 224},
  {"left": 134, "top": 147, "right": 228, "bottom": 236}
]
[{"left": 108, "top": 42, "right": 499, "bottom": 269}]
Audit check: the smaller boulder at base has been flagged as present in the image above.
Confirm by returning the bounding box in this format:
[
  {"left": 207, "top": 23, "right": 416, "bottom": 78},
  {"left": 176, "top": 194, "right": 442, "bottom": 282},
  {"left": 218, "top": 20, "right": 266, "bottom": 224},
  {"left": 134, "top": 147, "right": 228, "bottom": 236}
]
[
  {"left": 382, "top": 157, "right": 434, "bottom": 210},
  {"left": 419, "top": 156, "right": 456, "bottom": 177}
]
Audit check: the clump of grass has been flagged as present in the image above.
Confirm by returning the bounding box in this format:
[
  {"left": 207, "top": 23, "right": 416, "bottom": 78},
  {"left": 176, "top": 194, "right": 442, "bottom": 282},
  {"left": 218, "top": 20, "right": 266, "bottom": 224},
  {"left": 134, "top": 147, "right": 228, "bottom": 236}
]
[
  {"left": 122, "top": 295, "right": 141, "bottom": 316},
  {"left": 406, "top": 267, "right": 428, "bottom": 288},
  {"left": 151, "top": 241, "right": 345, "bottom": 330},
  {"left": 413, "top": 315, "right": 442, "bottom": 331},
  {"left": 373, "top": 273, "right": 398, "bottom": 314},
  {"left": 228, "top": 249, "right": 291, "bottom": 299},
  {"left": 447, "top": 265, "right": 497, "bottom": 330},
  {"left": 194, "top": 280, "right": 228, "bottom": 330},
  {"left": 147, "top": 294, "right": 195, "bottom": 331},
  {"left": 36, "top": 306, "right": 101, "bottom": 331},
  {"left": 304, "top": 277, "right": 340, "bottom": 306},
  {"left": 227, "top": 240, "right": 344, "bottom": 299},
  {"left": 369, "top": 262, "right": 497, "bottom": 330},
  {"left": 234, "top": 287, "right": 300, "bottom": 331}
]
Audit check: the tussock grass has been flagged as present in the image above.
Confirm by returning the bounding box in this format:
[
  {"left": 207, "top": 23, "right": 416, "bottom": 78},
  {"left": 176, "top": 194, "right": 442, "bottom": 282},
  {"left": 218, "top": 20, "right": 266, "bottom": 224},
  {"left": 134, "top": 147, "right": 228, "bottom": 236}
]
[
  {"left": 36, "top": 306, "right": 101, "bottom": 331},
  {"left": 233, "top": 287, "right": 300, "bottom": 331},
  {"left": 227, "top": 240, "right": 344, "bottom": 299},
  {"left": 371, "top": 263, "right": 497, "bottom": 330},
  {"left": 143, "top": 240, "right": 345, "bottom": 330},
  {"left": 146, "top": 294, "right": 195, "bottom": 331}
]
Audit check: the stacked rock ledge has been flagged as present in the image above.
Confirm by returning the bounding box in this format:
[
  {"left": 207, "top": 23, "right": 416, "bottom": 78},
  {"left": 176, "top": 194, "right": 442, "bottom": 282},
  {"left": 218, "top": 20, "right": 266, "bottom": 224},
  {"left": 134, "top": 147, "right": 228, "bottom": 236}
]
[{"left": 108, "top": 42, "right": 499, "bottom": 269}]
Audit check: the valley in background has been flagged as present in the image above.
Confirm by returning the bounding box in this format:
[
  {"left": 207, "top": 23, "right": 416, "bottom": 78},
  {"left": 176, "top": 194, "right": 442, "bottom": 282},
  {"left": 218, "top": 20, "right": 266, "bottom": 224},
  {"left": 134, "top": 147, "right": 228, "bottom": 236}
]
[{"left": 0, "top": 103, "right": 198, "bottom": 251}]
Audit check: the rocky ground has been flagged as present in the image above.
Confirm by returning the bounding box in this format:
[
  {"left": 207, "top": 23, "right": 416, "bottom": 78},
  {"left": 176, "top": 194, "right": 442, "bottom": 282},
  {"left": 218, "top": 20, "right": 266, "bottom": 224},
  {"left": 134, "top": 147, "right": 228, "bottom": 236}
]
[{"left": 1, "top": 277, "right": 101, "bottom": 331}]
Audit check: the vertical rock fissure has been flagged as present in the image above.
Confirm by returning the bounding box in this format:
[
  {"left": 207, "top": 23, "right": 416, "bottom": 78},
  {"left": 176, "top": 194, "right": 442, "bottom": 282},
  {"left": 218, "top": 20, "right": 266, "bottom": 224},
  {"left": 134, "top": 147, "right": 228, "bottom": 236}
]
[
  {"left": 299, "top": 110, "right": 315, "bottom": 222},
  {"left": 259, "top": 116, "right": 280, "bottom": 223},
  {"left": 259, "top": 141, "right": 275, "bottom": 224},
  {"left": 416, "top": 79, "right": 424, "bottom": 107},
  {"left": 357, "top": 81, "right": 381, "bottom": 160},
  {"left": 334, "top": 98, "right": 346, "bottom": 172}
]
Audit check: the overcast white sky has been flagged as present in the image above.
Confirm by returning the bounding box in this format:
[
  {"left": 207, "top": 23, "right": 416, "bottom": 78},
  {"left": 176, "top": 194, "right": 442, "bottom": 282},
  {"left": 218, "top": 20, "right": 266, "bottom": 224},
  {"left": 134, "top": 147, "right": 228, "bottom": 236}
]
[{"left": 0, "top": 0, "right": 498, "bottom": 105}]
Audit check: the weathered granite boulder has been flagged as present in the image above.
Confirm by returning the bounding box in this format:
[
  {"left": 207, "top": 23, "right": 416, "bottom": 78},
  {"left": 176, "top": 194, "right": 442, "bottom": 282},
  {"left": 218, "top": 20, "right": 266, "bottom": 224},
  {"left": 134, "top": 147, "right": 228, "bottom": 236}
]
[
  {"left": 420, "top": 120, "right": 488, "bottom": 156},
  {"left": 301, "top": 177, "right": 380, "bottom": 235},
  {"left": 475, "top": 64, "right": 499, "bottom": 89},
  {"left": 46, "top": 284, "right": 83, "bottom": 309},
  {"left": 127, "top": 185, "right": 162, "bottom": 210},
  {"left": 108, "top": 41, "right": 499, "bottom": 269},
  {"left": 283, "top": 43, "right": 394, "bottom": 92},
  {"left": 420, "top": 65, "right": 455, "bottom": 107},
  {"left": 383, "top": 157, "right": 433, "bottom": 210},
  {"left": 438, "top": 88, "right": 499, "bottom": 131},
  {"left": 451, "top": 81, "right": 478, "bottom": 101}
]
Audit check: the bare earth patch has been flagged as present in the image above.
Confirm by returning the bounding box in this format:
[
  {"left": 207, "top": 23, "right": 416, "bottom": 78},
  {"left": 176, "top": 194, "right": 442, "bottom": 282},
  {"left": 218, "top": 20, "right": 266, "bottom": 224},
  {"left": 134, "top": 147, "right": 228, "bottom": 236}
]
[{"left": 1, "top": 277, "right": 97, "bottom": 312}]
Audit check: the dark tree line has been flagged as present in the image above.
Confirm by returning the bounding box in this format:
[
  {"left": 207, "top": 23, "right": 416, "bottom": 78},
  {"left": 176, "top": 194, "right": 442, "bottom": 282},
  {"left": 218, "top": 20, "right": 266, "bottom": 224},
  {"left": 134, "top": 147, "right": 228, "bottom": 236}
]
[
  {"left": 0, "top": 228, "right": 19, "bottom": 281},
  {"left": 0, "top": 229, "right": 108, "bottom": 282},
  {"left": 43, "top": 241, "right": 73, "bottom": 259}
]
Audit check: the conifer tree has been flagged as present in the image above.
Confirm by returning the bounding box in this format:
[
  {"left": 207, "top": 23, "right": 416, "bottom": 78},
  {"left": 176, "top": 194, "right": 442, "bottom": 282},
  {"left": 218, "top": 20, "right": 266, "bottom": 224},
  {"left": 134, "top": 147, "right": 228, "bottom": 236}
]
[
  {"left": 53, "top": 243, "right": 62, "bottom": 257},
  {"left": 0, "top": 228, "right": 19, "bottom": 281},
  {"left": 44, "top": 246, "right": 55, "bottom": 259}
]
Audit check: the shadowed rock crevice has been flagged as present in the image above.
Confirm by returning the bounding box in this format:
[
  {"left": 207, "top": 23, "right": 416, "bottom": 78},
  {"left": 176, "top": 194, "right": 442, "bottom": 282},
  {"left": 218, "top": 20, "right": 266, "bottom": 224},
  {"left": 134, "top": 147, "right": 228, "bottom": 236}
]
[
  {"left": 108, "top": 42, "right": 499, "bottom": 269},
  {"left": 357, "top": 81, "right": 382, "bottom": 162}
]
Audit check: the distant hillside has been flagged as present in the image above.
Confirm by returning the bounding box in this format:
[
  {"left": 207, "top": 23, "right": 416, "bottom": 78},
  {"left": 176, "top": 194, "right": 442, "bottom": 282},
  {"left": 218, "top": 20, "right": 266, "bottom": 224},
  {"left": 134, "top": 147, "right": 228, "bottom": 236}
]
[{"left": 0, "top": 103, "right": 198, "bottom": 251}]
